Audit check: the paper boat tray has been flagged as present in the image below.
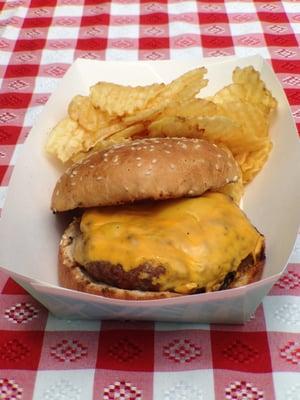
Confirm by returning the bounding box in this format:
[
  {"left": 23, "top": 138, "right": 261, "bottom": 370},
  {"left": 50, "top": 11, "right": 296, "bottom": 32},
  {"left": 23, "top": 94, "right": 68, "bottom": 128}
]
[{"left": 0, "top": 55, "right": 300, "bottom": 323}]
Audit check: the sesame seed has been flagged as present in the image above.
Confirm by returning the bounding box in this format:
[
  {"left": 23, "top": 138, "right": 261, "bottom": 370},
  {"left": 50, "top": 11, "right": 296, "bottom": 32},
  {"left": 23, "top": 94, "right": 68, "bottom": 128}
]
[
  {"left": 226, "top": 178, "right": 230, "bottom": 184},
  {"left": 217, "top": 154, "right": 222, "bottom": 158},
  {"left": 143, "top": 146, "right": 147, "bottom": 150},
  {"left": 181, "top": 144, "right": 187, "bottom": 149},
  {"left": 195, "top": 144, "right": 201, "bottom": 149},
  {"left": 188, "top": 189, "right": 194, "bottom": 195},
  {"left": 96, "top": 176, "right": 103, "bottom": 180},
  {"left": 137, "top": 147, "right": 142, "bottom": 150},
  {"left": 213, "top": 143, "right": 218, "bottom": 148},
  {"left": 152, "top": 159, "right": 157, "bottom": 164},
  {"left": 215, "top": 164, "right": 220, "bottom": 170},
  {"left": 125, "top": 186, "right": 129, "bottom": 191},
  {"left": 72, "top": 171, "right": 77, "bottom": 175},
  {"left": 149, "top": 148, "right": 155, "bottom": 152},
  {"left": 89, "top": 165, "right": 95, "bottom": 168},
  {"left": 170, "top": 163, "right": 175, "bottom": 169},
  {"left": 136, "top": 157, "right": 141, "bottom": 161},
  {"left": 233, "top": 175, "right": 238, "bottom": 181},
  {"left": 56, "top": 190, "right": 59, "bottom": 196},
  {"left": 79, "top": 176, "right": 83, "bottom": 181},
  {"left": 164, "top": 150, "right": 171, "bottom": 154},
  {"left": 145, "top": 170, "right": 152, "bottom": 175},
  {"left": 137, "top": 162, "right": 142, "bottom": 167},
  {"left": 112, "top": 156, "right": 119, "bottom": 163},
  {"left": 104, "top": 158, "right": 108, "bottom": 162},
  {"left": 71, "top": 182, "right": 76, "bottom": 186}
]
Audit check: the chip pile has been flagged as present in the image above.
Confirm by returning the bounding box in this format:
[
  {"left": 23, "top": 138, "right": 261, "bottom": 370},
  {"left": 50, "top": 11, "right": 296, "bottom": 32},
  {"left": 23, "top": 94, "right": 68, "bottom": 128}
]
[{"left": 45, "top": 66, "right": 277, "bottom": 186}]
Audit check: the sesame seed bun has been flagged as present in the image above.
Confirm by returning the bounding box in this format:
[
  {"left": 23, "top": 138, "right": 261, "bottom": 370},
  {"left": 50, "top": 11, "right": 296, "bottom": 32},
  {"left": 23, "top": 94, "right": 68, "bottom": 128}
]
[{"left": 51, "top": 137, "right": 240, "bottom": 212}]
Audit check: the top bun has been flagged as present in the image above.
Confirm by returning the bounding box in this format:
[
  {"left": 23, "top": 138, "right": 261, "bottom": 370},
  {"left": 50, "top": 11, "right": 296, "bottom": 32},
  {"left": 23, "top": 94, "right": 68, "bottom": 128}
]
[{"left": 51, "top": 137, "right": 240, "bottom": 212}]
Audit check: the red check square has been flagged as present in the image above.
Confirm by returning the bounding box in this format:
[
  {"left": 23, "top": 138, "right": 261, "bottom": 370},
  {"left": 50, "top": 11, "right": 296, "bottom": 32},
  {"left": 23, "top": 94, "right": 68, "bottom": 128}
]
[
  {"left": 0, "top": 165, "right": 8, "bottom": 185},
  {"left": 265, "top": 34, "right": 298, "bottom": 47},
  {"left": 14, "top": 39, "right": 47, "bottom": 52},
  {"left": 0, "top": 93, "right": 32, "bottom": 109},
  {"left": 210, "top": 331, "right": 272, "bottom": 372},
  {"left": 0, "top": 330, "right": 44, "bottom": 370},
  {"left": 140, "top": 13, "right": 169, "bottom": 25},
  {"left": 5, "top": 64, "right": 39, "bottom": 78},
  {"left": 80, "top": 15, "right": 110, "bottom": 27},
  {"left": 97, "top": 329, "right": 154, "bottom": 371},
  {"left": 30, "top": 0, "right": 56, "bottom": 7},
  {"left": 76, "top": 38, "right": 107, "bottom": 50},
  {"left": 201, "top": 35, "right": 233, "bottom": 48},
  {"left": 272, "top": 60, "right": 300, "bottom": 74},
  {"left": 22, "top": 18, "right": 52, "bottom": 28},
  {"left": 139, "top": 37, "right": 169, "bottom": 50},
  {"left": 2, "top": 278, "right": 28, "bottom": 295},
  {"left": 257, "top": 12, "right": 289, "bottom": 23},
  {"left": 198, "top": 13, "right": 229, "bottom": 24}
]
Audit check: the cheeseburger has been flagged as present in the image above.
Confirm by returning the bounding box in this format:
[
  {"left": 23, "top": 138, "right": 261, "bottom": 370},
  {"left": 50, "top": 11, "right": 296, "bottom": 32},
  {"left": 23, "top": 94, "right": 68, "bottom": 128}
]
[{"left": 51, "top": 137, "right": 265, "bottom": 300}]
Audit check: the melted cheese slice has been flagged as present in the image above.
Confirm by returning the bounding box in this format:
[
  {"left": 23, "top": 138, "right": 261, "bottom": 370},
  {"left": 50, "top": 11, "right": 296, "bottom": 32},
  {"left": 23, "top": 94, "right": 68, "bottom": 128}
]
[{"left": 74, "top": 192, "right": 264, "bottom": 293}]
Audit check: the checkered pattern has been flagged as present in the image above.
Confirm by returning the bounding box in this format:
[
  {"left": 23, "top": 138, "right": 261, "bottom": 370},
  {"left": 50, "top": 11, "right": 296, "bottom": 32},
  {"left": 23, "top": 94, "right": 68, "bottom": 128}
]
[{"left": 0, "top": 0, "right": 300, "bottom": 398}]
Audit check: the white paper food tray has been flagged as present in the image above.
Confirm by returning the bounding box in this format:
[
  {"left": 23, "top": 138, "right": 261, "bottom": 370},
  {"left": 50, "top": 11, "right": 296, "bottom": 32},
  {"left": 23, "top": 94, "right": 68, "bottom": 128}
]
[{"left": 0, "top": 55, "right": 299, "bottom": 323}]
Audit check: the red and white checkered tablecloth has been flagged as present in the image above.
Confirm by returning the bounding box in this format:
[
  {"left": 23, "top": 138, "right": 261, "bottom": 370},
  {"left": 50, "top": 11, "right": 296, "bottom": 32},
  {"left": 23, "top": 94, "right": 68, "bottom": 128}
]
[{"left": 0, "top": 0, "right": 300, "bottom": 399}]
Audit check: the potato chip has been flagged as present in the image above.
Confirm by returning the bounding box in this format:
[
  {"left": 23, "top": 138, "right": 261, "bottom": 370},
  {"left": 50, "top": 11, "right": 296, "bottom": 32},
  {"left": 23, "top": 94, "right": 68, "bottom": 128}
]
[
  {"left": 72, "top": 137, "right": 132, "bottom": 163},
  {"left": 233, "top": 66, "right": 277, "bottom": 113},
  {"left": 90, "top": 82, "right": 164, "bottom": 116},
  {"left": 148, "top": 116, "right": 203, "bottom": 138},
  {"left": 162, "top": 98, "right": 219, "bottom": 119},
  {"left": 109, "top": 123, "right": 146, "bottom": 141},
  {"left": 122, "top": 69, "right": 208, "bottom": 126},
  {"left": 45, "top": 117, "right": 98, "bottom": 163},
  {"left": 213, "top": 66, "right": 277, "bottom": 115},
  {"left": 236, "top": 140, "right": 272, "bottom": 184},
  {"left": 68, "top": 95, "right": 99, "bottom": 132},
  {"left": 149, "top": 68, "right": 208, "bottom": 109}
]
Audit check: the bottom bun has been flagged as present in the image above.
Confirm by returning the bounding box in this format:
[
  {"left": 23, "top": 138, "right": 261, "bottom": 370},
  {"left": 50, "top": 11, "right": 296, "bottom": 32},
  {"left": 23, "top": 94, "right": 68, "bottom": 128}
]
[{"left": 58, "top": 220, "right": 265, "bottom": 300}]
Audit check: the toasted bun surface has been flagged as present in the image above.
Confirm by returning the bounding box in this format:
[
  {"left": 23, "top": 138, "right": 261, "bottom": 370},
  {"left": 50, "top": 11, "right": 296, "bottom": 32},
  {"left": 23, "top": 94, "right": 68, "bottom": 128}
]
[
  {"left": 51, "top": 137, "right": 240, "bottom": 212},
  {"left": 59, "top": 218, "right": 265, "bottom": 300}
]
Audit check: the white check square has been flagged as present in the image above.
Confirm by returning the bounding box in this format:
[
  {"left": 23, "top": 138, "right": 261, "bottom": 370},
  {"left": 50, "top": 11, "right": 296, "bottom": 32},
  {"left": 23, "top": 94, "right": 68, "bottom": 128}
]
[
  {"left": 170, "top": 47, "right": 203, "bottom": 60},
  {"left": 273, "top": 372, "right": 300, "bottom": 400},
  {"left": 234, "top": 46, "right": 270, "bottom": 59},
  {"left": 46, "top": 314, "right": 101, "bottom": 331},
  {"left": 53, "top": 5, "right": 83, "bottom": 17},
  {"left": 0, "top": 50, "right": 11, "bottom": 65},
  {"left": 263, "top": 296, "right": 300, "bottom": 333},
  {"left": 105, "top": 48, "right": 138, "bottom": 61},
  {"left": 108, "top": 24, "right": 139, "bottom": 39},
  {"left": 1, "top": 26, "right": 20, "bottom": 41},
  {"left": 0, "top": 187, "right": 8, "bottom": 209},
  {"left": 47, "top": 26, "right": 80, "bottom": 40},
  {"left": 33, "top": 370, "right": 95, "bottom": 400},
  {"left": 168, "top": 1, "right": 197, "bottom": 14},
  {"left": 23, "top": 106, "right": 44, "bottom": 128},
  {"left": 154, "top": 370, "right": 214, "bottom": 400},
  {"left": 34, "top": 77, "right": 60, "bottom": 94},
  {"left": 169, "top": 21, "right": 200, "bottom": 36},
  {"left": 40, "top": 49, "right": 75, "bottom": 65},
  {"left": 110, "top": 2, "right": 140, "bottom": 16},
  {"left": 230, "top": 21, "right": 263, "bottom": 36},
  {"left": 225, "top": 1, "right": 256, "bottom": 13}
]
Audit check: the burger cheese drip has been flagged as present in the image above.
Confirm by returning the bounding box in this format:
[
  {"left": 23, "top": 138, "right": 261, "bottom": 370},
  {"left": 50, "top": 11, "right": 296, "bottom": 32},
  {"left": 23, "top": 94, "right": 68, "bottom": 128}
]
[{"left": 73, "top": 192, "right": 264, "bottom": 294}]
